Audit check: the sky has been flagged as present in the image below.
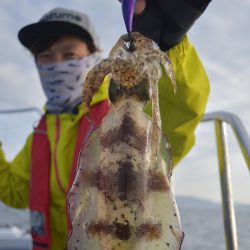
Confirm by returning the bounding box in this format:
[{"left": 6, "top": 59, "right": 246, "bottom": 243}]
[{"left": 0, "top": 0, "right": 249, "bottom": 205}]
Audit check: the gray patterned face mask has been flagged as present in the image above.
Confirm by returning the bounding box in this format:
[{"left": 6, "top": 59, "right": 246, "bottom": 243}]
[{"left": 37, "top": 52, "right": 102, "bottom": 114}]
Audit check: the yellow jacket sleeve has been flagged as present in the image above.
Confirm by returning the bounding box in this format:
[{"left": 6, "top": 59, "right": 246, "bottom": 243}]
[
  {"left": 0, "top": 134, "right": 33, "bottom": 208},
  {"left": 145, "top": 36, "right": 210, "bottom": 166}
]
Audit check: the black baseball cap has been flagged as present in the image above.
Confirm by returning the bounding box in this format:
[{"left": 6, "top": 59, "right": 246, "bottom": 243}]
[{"left": 18, "top": 7, "right": 100, "bottom": 50}]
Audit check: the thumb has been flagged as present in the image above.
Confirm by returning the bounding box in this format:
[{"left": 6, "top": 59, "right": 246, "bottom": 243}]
[{"left": 134, "top": 0, "right": 146, "bottom": 15}]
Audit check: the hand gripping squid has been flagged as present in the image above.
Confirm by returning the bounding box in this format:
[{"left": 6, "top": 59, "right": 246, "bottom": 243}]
[{"left": 67, "top": 32, "right": 184, "bottom": 250}]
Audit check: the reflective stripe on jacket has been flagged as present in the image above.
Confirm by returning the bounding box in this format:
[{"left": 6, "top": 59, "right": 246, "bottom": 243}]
[{"left": 0, "top": 36, "right": 210, "bottom": 249}]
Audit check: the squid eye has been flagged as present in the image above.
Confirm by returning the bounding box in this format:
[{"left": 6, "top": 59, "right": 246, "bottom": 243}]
[
  {"left": 133, "top": 79, "right": 150, "bottom": 103},
  {"left": 109, "top": 79, "right": 122, "bottom": 104}
]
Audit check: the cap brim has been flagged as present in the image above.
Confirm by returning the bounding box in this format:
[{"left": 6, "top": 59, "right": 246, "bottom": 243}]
[{"left": 18, "top": 21, "right": 94, "bottom": 50}]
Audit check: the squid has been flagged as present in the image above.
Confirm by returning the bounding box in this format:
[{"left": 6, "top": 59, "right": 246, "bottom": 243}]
[{"left": 67, "top": 32, "right": 184, "bottom": 250}]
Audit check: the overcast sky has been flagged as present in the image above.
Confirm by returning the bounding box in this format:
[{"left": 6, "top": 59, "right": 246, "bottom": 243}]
[{"left": 0, "top": 0, "right": 249, "bottom": 204}]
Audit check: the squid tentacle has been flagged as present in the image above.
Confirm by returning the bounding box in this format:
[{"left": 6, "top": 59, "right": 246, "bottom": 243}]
[{"left": 82, "top": 59, "right": 113, "bottom": 115}]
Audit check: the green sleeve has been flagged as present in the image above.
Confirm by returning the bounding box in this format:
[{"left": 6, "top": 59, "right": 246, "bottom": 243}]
[
  {"left": 145, "top": 36, "right": 210, "bottom": 166},
  {"left": 0, "top": 134, "right": 33, "bottom": 208}
]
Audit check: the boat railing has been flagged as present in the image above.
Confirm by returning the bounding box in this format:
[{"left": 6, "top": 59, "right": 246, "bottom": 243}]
[
  {"left": 0, "top": 107, "right": 42, "bottom": 115},
  {"left": 202, "top": 111, "right": 250, "bottom": 250}
]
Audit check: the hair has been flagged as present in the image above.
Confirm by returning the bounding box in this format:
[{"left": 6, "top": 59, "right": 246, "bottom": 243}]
[{"left": 30, "top": 34, "right": 97, "bottom": 59}]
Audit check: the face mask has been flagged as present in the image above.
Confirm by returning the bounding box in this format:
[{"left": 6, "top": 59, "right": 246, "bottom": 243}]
[{"left": 37, "top": 52, "right": 102, "bottom": 114}]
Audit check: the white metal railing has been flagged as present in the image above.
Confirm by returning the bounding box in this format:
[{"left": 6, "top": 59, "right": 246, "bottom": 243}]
[
  {"left": 0, "top": 108, "right": 42, "bottom": 115},
  {"left": 202, "top": 111, "right": 250, "bottom": 250}
]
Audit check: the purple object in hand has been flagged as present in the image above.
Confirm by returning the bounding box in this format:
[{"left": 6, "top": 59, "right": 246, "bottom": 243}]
[{"left": 122, "top": 0, "right": 136, "bottom": 33}]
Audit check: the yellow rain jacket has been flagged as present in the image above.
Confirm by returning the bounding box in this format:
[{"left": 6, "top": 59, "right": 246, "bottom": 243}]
[{"left": 0, "top": 36, "right": 210, "bottom": 249}]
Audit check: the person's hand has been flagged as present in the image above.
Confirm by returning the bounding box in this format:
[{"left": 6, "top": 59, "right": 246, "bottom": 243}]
[
  {"left": 118, "top": 0, "right": 212, "bottom": 51},
  {"left": 118, "top": 1, "right": 166, "bottom": 49}
]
